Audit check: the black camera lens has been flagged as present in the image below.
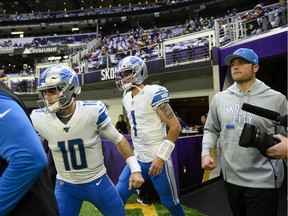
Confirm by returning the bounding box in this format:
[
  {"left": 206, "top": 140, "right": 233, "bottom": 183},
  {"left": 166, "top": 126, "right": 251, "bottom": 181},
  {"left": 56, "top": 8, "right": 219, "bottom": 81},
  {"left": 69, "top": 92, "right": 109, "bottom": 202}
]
[
  {"left": 239, "top": 123, "right": 276, "bottom": 158},
  {"left": 239, "top": 123, "right": 258, "bottom": 148}
]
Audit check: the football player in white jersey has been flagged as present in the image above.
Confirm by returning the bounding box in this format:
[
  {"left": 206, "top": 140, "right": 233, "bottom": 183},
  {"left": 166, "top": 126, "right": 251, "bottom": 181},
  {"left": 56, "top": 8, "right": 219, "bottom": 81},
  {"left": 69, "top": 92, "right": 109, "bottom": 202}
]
[
  {"left": 115, "top": 56, "right": 185, "bottom": 216},
  {"left": 30, "top": 65, "right": 144, "bottom": 216}
]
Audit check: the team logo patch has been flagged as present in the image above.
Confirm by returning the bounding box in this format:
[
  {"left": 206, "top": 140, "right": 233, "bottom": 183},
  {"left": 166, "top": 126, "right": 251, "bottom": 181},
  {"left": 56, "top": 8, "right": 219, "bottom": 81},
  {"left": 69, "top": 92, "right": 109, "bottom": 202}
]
[
  {"left": 226, "top": 124, "right": 235, "bottom": 130},
  {"left": 63, "top": 127, "right": 70, "bottom": 133}
]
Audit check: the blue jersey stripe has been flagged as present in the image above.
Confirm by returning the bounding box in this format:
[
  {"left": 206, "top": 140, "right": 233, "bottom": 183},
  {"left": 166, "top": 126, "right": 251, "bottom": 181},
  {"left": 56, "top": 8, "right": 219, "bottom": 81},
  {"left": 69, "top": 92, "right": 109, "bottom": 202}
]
[{"left": 151, "top": 89, "right": 169, "bottom": 108}]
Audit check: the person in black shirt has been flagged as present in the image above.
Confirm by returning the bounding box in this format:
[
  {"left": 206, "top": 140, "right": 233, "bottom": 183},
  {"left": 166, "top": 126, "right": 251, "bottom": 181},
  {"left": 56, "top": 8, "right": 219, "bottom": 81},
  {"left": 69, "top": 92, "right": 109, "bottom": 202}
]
[
  {"left": 195, "top": 114, "right": 207, "bottom": 134},
  {"left": 115, "top": 114, "right": 128, "bottom": 134},
  {"left": 242, "top": 12, "right": 260, "bottom": 35}
]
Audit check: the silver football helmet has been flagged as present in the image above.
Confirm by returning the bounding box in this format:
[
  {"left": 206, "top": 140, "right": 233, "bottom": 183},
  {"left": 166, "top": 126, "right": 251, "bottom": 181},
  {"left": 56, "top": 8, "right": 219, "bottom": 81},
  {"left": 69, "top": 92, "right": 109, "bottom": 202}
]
[
  {"left": 115, "top": 56, "right": 148, "bottom": 91},
  {"left": 37, "top": 65, "right": 81, "bottom": 113}
]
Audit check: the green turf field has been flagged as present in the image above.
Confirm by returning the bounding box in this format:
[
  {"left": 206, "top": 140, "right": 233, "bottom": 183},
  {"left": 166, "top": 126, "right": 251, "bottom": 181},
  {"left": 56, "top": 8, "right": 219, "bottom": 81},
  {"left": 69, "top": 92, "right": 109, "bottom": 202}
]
[{"left": 79, "top": 194, "right": 207, "bottom": 216}]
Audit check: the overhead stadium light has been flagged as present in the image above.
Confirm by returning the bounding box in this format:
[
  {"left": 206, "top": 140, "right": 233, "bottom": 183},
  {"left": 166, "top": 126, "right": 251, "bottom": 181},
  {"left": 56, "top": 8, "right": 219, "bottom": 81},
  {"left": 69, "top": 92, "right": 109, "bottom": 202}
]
[
  {"left": 11, "top": 31, "right": 24, "bottom": 35},
  {"left": 72, "top": 27, "right": 79, "bottom": 31},
  {"left": 154, "top": 12, "right": 160, "bottom": 17}
]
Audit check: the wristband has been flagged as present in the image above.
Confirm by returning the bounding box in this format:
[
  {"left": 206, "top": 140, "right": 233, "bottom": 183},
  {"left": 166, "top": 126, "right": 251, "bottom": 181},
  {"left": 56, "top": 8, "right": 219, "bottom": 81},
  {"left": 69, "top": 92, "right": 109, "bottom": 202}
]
[
  {"left": 126, "top": 156, "right": 141, "bottom": 173},
  {"left": 157, "top": 140, "right": 175, "bottom": 161}
]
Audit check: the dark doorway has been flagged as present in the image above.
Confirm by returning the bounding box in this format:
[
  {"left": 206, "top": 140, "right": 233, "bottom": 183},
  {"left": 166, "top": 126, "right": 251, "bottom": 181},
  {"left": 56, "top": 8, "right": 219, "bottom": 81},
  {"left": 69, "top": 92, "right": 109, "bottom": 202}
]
[
  {"left": 170, "top": 96, "right": 209, "bottom": 127},
  {"left": 257, "top": 54, "right": 287, "bottom": 98}
]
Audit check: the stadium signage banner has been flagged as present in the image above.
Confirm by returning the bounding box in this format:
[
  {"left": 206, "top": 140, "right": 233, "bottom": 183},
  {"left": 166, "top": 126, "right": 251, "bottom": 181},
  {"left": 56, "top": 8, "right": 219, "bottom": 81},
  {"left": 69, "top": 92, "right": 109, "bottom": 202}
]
[
  {"left": 83, "top": 59, "right": 163, "bottom": 84},
  {"left": 14, "top": 46, "right": 68, "bottom": 55},
  {"left": 83, "top": 68, "right": 116, "bottom": 84},
  {"left": 100, "top": 68, "right": 116, "bottom": 81}
]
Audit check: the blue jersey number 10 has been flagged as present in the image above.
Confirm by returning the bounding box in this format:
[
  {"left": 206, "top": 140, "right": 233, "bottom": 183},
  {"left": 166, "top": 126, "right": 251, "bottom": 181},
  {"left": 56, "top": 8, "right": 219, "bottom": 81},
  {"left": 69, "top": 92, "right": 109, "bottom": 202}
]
[{"left": 58, "top": 138, "right": 88, "bottom": 170}]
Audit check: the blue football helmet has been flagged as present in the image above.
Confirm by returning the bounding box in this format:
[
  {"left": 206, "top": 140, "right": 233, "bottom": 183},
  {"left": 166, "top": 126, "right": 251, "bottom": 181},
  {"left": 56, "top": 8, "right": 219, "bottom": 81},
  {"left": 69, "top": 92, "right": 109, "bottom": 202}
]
[
  {"left": 37, "top": 65, "right": 81, "bottom": 113},
  {"left": 115, "top": 56, "right": 148, "bottom": 91}
]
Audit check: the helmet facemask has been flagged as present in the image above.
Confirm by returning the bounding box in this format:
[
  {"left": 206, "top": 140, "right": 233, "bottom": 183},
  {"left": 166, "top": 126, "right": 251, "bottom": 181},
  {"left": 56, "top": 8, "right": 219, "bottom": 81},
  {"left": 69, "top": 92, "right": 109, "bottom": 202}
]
[
  {"left": 115, "top": 56, "right": 148, "bottom": 92},
  {"left": 37, "top": 66, "right": 81, "bottom": 113}
]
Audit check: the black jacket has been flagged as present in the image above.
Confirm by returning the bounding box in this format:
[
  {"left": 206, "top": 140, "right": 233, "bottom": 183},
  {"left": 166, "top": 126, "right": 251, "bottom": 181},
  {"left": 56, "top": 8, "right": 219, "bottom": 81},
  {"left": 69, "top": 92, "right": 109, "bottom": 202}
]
[{"left": 115, "top": 121, "right": 128, "bottom": 134}]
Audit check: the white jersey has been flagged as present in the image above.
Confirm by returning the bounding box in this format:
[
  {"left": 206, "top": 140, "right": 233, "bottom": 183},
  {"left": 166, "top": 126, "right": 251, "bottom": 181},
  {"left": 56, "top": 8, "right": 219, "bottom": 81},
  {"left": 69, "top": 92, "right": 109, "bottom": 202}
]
[
  {"left": 31, "top": 100, "right": 119, "bottom": 184},
  {"left": 123, "top": 84, "right": 169, "bottom": 162}
]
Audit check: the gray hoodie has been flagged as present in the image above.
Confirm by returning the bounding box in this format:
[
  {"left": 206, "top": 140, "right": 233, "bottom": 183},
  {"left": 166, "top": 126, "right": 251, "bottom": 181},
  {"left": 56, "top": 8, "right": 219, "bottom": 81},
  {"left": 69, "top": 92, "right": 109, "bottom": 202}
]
[{"left": 202, "top": 79, "right": 287, "bottom": 188}]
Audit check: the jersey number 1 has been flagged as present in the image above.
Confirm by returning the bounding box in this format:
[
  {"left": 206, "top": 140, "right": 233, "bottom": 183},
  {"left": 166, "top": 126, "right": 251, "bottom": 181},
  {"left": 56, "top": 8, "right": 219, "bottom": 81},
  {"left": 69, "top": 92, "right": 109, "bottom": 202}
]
[{"left": 131, "top": 110, "right": 138, "bottom": 137}]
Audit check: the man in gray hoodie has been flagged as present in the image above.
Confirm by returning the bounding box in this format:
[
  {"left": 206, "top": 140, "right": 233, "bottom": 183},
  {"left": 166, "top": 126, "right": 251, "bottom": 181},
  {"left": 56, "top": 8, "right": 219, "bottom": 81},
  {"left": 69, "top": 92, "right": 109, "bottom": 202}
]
[{"left": 201, "top": 48, "right": 287, "bottom": 216}]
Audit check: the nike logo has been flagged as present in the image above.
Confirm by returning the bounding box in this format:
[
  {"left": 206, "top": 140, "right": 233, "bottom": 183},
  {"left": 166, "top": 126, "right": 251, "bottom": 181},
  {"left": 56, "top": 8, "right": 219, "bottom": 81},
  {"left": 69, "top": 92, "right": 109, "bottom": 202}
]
[
  {"left": 95, "top": 178, "right": 102, "bottom": 186},
  {"left": 51, "top": 76, "right": 58, "bottom": 79},
  {"left": 0, "top": 108, "right": 12, "bottom": 119}
]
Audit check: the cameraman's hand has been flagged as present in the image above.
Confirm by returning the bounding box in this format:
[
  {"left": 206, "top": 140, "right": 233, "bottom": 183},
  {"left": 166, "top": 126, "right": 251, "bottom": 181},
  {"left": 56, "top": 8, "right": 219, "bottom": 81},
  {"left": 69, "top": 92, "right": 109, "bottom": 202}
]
[
  {"left": 266, "top": 134, "right": 288, "bottom": 159},
  {"left": 201, "top": 155, "right": 216, "bottom": 170}
]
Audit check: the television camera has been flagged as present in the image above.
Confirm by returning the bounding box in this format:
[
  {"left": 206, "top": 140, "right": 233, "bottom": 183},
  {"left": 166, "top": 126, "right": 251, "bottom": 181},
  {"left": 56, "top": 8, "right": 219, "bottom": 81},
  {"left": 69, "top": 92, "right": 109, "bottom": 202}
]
[{"left": 239, "top": 103, "right": 287, "bottom": 158}]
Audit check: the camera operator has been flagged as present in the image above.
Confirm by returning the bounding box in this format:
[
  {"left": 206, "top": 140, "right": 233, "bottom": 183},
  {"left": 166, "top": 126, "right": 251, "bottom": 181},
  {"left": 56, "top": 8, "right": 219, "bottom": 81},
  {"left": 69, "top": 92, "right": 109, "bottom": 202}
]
[
  {"left": 267, "top": 134, "right": 288, "bottom": 160},
  {"left": 201, "top": 48, "right": 287, "bottom": 216}
]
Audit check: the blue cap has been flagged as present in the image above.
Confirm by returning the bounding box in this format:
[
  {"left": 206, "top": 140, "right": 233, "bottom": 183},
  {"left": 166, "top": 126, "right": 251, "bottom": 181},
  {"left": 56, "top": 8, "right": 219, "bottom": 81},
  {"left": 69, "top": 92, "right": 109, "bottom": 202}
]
[{"left": 225, "top": 48, "right": 259, "bottom": 65}]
